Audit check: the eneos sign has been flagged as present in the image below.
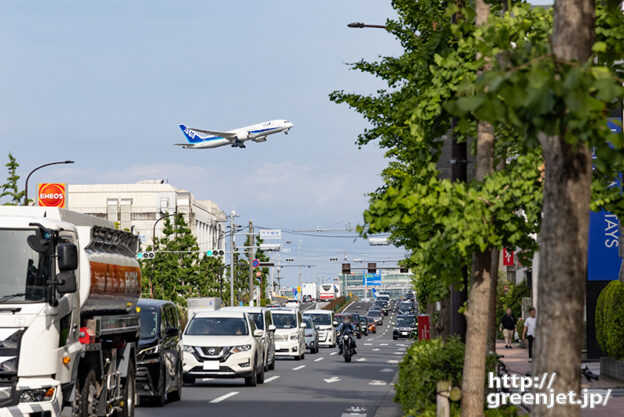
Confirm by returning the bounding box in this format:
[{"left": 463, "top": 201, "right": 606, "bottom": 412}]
[{"left": 38, "top": 183, "right": 66, "bottom": 208}]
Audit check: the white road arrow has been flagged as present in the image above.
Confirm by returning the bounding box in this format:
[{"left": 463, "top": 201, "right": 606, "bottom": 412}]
[
  {"left": 369, "top": 380, "right": 387, "bottom": 386},
  {"left": 324, "top": 376, "right": 342, "bottom": 384}
]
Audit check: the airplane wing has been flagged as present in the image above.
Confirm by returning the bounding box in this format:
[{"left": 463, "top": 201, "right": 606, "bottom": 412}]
[{"left": 188, "top": 127, "right": 238, "bottom": 138}]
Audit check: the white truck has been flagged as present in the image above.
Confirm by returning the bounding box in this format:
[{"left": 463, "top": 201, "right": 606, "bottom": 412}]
[
  {"left": 187, "top": 297, "right": 221, "bottom": 318},
  {"left": 301, "top": 283, "right": 318, "bottom": 301},
  {"left": 0, "top": 207, "right": 141, "bottom": 416}
]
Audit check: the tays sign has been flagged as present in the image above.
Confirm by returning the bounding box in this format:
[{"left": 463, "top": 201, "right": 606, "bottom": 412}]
[{"left": 38, "top": 183, "right": 66, "bottom": 208}]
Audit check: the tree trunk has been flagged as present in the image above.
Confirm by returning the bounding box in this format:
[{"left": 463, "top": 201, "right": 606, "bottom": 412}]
[
  {"left": 487, "top": 248, "right": 499, "bottom": 353},
  {"left": 533, "top": 3, "right": 595, "bottom": 417},
  {"left": 461, "top": 2, "right": 495, "bottom": 409}
]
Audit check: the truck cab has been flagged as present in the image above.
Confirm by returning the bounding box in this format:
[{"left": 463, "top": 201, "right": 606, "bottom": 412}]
[{"left": 0, "top": 207, "right": 140, "bottom": 416}]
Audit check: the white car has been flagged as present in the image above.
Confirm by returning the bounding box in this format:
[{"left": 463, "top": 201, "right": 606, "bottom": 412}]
[
  {"left": 221, "top": 306, "right": 277, "bottom": 371},
  {"left": 303, "top": 310, "right": 337, "bottom": 348},
  {"left": 284, "top": 299, "right": 300, "bottom": 309},
  {"left": 182, "top": 310, "right": 265, "bottom": 386},
  {"left": 270, "top": 308, "right": 307, "bottom": 360}
]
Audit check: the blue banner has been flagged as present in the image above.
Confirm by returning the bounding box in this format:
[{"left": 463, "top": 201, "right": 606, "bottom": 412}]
[{"left": 587, "top": 118, "right": 622, "bottom": 281}]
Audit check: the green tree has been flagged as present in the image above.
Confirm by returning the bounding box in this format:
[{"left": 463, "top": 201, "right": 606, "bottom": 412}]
[{"left": 1, "top": 153, "right": 25, "bottom": 205}]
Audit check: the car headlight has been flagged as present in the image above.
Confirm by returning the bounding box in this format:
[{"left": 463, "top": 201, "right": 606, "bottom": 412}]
[
  {"left": 290, "top": 333, "right": 299, "bottom": 340},
  {"left": 230, "top": 344, "right": 252, "bottom": 353},
  {"left": 19, "top": 387, "right": 55, "bottom": 403},
  {"left": 183, "top": 345, "right": 195, "bottom": 353},
  {"left": 139, "top": 345, "right": 159, "bottom": 356}
]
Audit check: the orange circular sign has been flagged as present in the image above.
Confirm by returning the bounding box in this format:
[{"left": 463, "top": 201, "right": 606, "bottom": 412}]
[{"left": 38, "top": 183, "right": 66, "bottom": 208}]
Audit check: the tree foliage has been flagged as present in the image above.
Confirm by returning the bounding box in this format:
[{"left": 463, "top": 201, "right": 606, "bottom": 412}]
[
  {"left": 1, "top": 153, "right": 25, "bottom": 206},
  {"left": 140, "top": 214, "right": 225, "bottom": 306}
]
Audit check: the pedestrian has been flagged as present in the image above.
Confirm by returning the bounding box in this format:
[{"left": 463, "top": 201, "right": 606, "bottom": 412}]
[
  {"left": 522, "top": 307, "right": 537, "bottom": 362},
  {"left": 500, "top": 308, "right": 516, "bottom": 349}
]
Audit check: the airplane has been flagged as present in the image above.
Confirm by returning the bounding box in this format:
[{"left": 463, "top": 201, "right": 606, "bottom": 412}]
[{"left": 175, "top": 120, "right": 293, "bottom": 149}]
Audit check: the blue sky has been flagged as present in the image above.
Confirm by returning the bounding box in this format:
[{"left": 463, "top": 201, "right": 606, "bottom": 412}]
[{"left": 0, "top": 1, "right": 411, "bottom": 286}]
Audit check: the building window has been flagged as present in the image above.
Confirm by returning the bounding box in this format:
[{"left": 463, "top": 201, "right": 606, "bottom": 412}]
[{"left": 131, "top": 212, "right": 157, "bottom": 220}]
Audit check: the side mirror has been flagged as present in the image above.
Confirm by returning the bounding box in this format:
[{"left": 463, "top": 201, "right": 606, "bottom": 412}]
[
  {"left": 268, "top": 324, "right": 276, "bottom": 332},
  {"left": 57, "top": 271, "right": 77, "bottom": 294},
  {"left": 165, "top": 327, "right": 179, "bottom": 337},
  {"left": 333, "top": 321, "right": 338, "bottom": 327},
  {"left": 300, "top": 322, "right": 307, "bottom": 328},
  {"left": 392, "top": 322, "right": 396, "bottom": 326},
  {"left": 253, "top": 329, "right": 264, "bottom": 337},
  {"left": 58, "top": 244, "right": 78, "bottom": 271}
]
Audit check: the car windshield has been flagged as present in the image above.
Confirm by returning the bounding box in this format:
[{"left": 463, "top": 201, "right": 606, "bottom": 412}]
[
  {"left": 247, "top": 312, "right": 264, "bottom": 330},
  {"left": 368, "top": 311, "right": 381, "bottom": 317},
  {"left": 304, "top": 313, "right": 331, "bottom": 326},
  {"left": 367, "top": 317, "right": 376, "bottom": 323},
  {"left": 139, "top": 309, "right": 158, "bottom": 339},
  {"left": 185, "top": 317, "right": 249, "bottom": 336},
  {"left": 0, "top": 229, "right": 51, "bottom": 303},
  {"left": 396, "top": 317, "right": 416, "bottom": 327},
  {"left": 303, "top": 317, "right": 314, "bottom": 328},
  {"left": 272, "top": 314, "right": 298, "bottom": 329}
]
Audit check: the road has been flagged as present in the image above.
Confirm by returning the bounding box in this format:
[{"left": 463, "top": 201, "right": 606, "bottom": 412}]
[{"left": 137, "top": 300, "right": 405, "bottom": 417}]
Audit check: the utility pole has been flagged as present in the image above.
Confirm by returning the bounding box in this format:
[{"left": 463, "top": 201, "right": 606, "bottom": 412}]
[
  {"left": 229, "top": 210, "right": 236, "bottom": 307},
  {"left": 248, "top": 220, "right": 254, "bottom": 306},
  {"left": 297, "top": 238, "right": 302, "bottom": 299}
]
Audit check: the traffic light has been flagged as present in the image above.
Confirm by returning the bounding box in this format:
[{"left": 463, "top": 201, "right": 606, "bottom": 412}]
[
  {"left": 137, "top": 251, "right": 155, "bottom": 260},
  {"left": 368, "top": 262, "right": 376, "bottom": 273},
  {"left": 342, "top": 263, "right": 351, "bottom": 274},
  {"left": 285, "top": 258, "right": 295, "bottom": 262},
  {"left": 329, "top": 257, "right": 339, "bottom": 261},
  {"left": 206, "top": 249, "right": 225, "bottom": 257}
]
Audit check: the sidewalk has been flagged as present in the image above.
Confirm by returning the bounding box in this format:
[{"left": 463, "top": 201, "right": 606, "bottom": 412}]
[{"left": 497, "top": 341, "right": 624, "bottom": 416}]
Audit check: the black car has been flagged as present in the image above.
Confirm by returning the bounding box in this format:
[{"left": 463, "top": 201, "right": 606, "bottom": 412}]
[
  {"left": 137, "top": 299, "right": 183, "bottom": 406},
  {"left": 398, "top": 301, "right": 415, "bottom": 315},
  {"left": 374, "top": 300, "right": 389, "bottom": 316},
  {"left": 393, "top": 314, "right": 417, "bottom": 340}
]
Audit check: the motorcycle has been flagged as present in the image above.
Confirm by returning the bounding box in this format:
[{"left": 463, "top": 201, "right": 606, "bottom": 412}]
[{"left": 341, "top": 333, "right": 355, "bottom": 363}]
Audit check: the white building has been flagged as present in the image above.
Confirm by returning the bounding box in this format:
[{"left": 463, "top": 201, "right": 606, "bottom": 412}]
[{"left": 67, "top": 180, "right": 226, "bottom": 253}]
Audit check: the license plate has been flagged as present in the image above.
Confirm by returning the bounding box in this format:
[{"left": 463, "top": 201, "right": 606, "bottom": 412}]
[
  {"left": 203, "top": 361, "right": 219, "bottom": 371},
  {"left": 402, "top": 332, "right": 408, "bottom": 335}
]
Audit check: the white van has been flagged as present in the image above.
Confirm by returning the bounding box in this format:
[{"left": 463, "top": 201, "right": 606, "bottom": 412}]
[
  {"left": 221, "top": 306, "right": 277, "bottom": 371},
  {"left": 270, "top": 308, "right": 307, "bottom": 360},
  {"left": 302, "top": 309, "right": 337, "bottom": 348}
]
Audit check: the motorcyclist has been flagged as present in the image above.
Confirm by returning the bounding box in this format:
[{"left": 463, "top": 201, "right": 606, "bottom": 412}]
[{"left": 337, "top": 316, "right": 357, "bottom": 355}]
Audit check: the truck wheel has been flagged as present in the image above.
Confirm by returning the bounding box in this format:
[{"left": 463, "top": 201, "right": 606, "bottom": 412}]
[
  {"left": 118, "top": 362, "right": 136, "bottom": 417},
  {"left": 77, "top": 370, "right": 99, "bottom": 417},
  {"left": 168, "top": 362, "right": 183, "bottom": 402}
]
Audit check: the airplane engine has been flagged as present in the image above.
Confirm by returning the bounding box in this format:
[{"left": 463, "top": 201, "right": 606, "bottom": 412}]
[
  {"left": 253, "top": 136, "right": 267, "bottom": 143},
  {"left": 237, "top": 131, "right": 251, "bottom": 141}
]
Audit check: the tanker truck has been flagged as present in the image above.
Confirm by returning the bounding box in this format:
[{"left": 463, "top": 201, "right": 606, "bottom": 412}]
[{"left": 0, "top": 207, "right": 141, "bottom": 416}]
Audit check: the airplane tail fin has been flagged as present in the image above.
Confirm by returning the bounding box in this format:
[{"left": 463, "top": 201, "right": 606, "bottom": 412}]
[{"left": 179, "top": 124, "right": 204, "bottom": 144}]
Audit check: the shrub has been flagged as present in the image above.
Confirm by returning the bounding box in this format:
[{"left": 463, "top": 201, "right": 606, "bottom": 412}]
[
  {"left": 395, "top": 336, "right": 518, "bottom": 416},
  {"left": 395, "top": 337, "right": 464, "bottom": 415},
  {"left": 596, "top": 280, "right": 624, "bottom": 359}
]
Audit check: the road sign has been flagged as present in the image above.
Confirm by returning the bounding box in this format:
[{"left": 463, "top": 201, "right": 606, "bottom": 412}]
[
  {"left": 252, "top": 259, "right": 260, "bottom": 268},
  {"left": 259, "top": 229, "right": 281, "bottom": 240},
  {"left": 362, "top": 272, "right": 381, "bottom": 286}
]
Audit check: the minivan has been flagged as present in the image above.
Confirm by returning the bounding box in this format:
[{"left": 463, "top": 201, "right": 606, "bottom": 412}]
[
  {"left": 137, "top": 299, "right": 183, "bottom": 406},
  {"left": 302, "top": 309, "right": 337, "bottom": 348}
]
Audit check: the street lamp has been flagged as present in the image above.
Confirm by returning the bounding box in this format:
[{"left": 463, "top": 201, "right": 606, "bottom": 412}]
[
  {"left": 24, "top": 160, "right": 74, "bottom": 205},
  {"left": 347, "top": 22, "right": 387, "bottom": 29}
]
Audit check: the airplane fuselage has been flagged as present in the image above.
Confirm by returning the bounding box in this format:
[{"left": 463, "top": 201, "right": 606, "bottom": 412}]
[{"left": 179, "top": 119, "right": 293, "bottom": 149}]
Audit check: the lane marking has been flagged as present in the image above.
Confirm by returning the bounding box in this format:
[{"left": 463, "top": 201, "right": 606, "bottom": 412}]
[
  {"left": 380, "top": 343, "right": 388, "bottom": 346},
  {"left": 314, "top": 357, "right": 324, "bottom": 362},
  {"left": 394, "top": 352, "right": 404, "bottom": 355},
  {"left": 356, "top": 358, "right": 367, "bottom": 362},
  {"left": 364, "top": 343, "right": 372, "bottom": 346},
  {"left": 210, "top": 391, "right": 239, "bottom": 403},
  {"left": 330, "top": 352, "right": 338, "bottom": 356},
  {"left": 369, "top": 380, "right": 387, "bottom": 386},
  {"left": 372, "top": 348, "right": 380, "bottom": 351},
  {"left": 324, "top": 376, "right": 341, "bottom": 383},
  {"left": 293, "top": 365, "right": 306, "bottom": 371},
  {"left": 387, "top": 360, "right": 399, "bottom": 364},
  {"left": 264, "top": 376, "right": 280, "bottom": 383},
  {"left": 380, "top": 368, "right": 394, "bottom": 373}
]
